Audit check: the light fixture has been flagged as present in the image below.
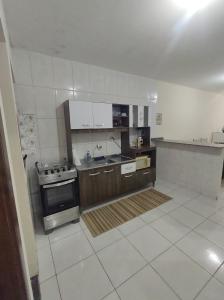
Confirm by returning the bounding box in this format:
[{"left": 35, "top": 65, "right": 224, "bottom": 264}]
[{"left": 173, "top": 0, "right": 215, "bottom": 14}]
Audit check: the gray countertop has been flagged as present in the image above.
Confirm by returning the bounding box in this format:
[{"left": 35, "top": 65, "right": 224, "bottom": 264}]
[
  {"left": 154, "top": 139, "right": 224, "bottom": 148},
  {"left": 76, "top": 154, "right": 136, "bottom": 171}
]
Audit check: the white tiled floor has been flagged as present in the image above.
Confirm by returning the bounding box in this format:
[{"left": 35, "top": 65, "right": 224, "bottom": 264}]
[{"left": 36, "top": 180, "right": 224, "bottom": 300}]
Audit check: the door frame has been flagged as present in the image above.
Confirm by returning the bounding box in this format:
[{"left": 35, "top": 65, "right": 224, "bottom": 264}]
[{"left": 0, "top": 92, "right": 29, "bottom": 300}]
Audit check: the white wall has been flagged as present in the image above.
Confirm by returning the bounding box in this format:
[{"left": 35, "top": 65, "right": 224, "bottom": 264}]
[
  {"left": 154, "top": 81, "right": 224, "bottom": 140},
  {"left": 11, "top": 47, "right": 224, "bottom": 212}
]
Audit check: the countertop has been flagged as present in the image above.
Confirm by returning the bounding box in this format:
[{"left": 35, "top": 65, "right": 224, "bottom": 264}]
[
  {"left": 76, "top": 154, "right": 136, "bottom": 171},
  {"left": 154, "top": 139, "right": 224, "bottom": 149}
]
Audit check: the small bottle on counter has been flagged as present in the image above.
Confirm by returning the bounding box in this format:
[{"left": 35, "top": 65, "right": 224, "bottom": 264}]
[{"left": 85, "top": 150, "right": 92, "bottom": 163}]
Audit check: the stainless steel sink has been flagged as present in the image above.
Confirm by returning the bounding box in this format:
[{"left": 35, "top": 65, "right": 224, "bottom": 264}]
[{"left": 94, "top": 158, "right": 115, "bottom": 165}]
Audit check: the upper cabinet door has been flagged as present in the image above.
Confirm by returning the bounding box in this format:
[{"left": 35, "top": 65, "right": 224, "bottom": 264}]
[
  {"left": 69, "top": 101, "right": 93, "bottom": 129},
  {"left": 92, "top": 103, "right": 112, "bottom": 128},
  {"left": 138, "top": 105, "right": 144, "bottom": 127},
  {"left": 129, "top": 105, "right": 133, "bottom": 127}
]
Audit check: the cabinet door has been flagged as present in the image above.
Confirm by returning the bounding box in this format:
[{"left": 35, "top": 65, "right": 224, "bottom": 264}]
[
  {"left": 79, "top": 169, "right": 103, "bottom": 208},
  {"left": 138, "top": 105, "right": 144, "bottom": 127},
  {"left": 79, "top": 165, "right": 121, "bottom": 209},
  {"left": 101, "top": 165, "right": 121, "bottom": 199},
  {"left": 129, "top": 105, "right": 133, "bottom": 127},
  {"left": 135, "top": 168, "right": 156, "bottom": 188},
  {"left": 121, "top": 172, "right": 137, "bottom": 194},
  {"left": 69, "top": 101, "right": 93, "bottom": 129},
  {"left": 92, "top": 103, "right": 112, "bottom": 129}
]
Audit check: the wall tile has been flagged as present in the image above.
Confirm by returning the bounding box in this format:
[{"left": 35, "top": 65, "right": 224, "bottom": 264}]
[
  {"left": 38, "top": 118, "right": 58, "bottom": 148},
  {"left": 53, "top": 57, "right": 73, "bottom": 90},
  {"left": 74, "top": 142, "right": 91, "bottom": 160},
  {"left": 30, "top": 52, "right": 53, "bottom": 87},
  {"left": 73, "top": 61, "right": 89, "bottom": 91},
  {"left": 34, "top": 87, "right": 56, "bottom": 118},
  {"left": 55, "top": 89, "right": 74, "bottom": 118},
  {"left": 14, "top": 85, "right": 36, "bottom": 114},
  {"left": 107, "top": 141, "right": 121, "bottom": 155},
  {"left": 31, "top": 193, "right": 42, "bottom": 215},
  {"left": 104, "top": 69, "right": 117, "bottom": 95},
  {"left": 40, "top": 147, "right": 60, "bottom": 164},
  {"left": 128, "top": 74, "right": 140, "bottom": 98},
  {"left": 88, "top": 65, "right": 105, "bottom": 93},
  {"left": 90, "top": 141, "right": 107, "bottom": 158},
  {"left": 12, "top": 49, "right": 32, "bottom": 85},
  {"left": 72, "top": 132, "right": 91, "bottom": 144},
  {"left": 117, "top": 72, "right": 129, "bottom": 97}
]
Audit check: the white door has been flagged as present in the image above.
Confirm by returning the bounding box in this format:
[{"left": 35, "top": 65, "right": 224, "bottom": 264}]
[
  {"left": 92, "top": 103, "right": 112, "bottom": 128},
  {"left": 69, "top": 101, "right": 93, "bottom": 129},
  {"left": 138, "top": 105, "right": 144, "bottom": 127}
]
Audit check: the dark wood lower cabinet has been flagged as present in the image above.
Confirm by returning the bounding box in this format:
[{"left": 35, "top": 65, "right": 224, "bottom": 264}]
[
  {"left": 79, "top": 165, "right": 121, "bottom": 208},
  {"left": 79, "top": 165, "right": 156, "bottom": 209},
  {"left": 120, "top": 172, "right": 137, "bottom": 194},
  {"left": 135, "top": 168, "right": 156, "bottom": 188}
]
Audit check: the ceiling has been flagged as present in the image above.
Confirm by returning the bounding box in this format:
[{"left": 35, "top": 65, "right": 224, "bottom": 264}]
[{"left": 2, "top": 0, "right": 224, "bottom": 92}]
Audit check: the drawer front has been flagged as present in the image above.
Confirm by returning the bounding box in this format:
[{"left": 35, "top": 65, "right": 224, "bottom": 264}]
[
  {"left": 121, "top": 162, "right": 136, "bottom": 174},
  {"left": 136, "top": 168, "right": 156, "bottom": 186},
  {"left": 121, "top": 172, "right": 137, "bottom": 193}
]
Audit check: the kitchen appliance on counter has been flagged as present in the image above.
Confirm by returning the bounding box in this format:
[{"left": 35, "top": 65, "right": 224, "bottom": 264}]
[
  {"left": 135, "top": 155, "right": 151, "bottom": 170},
  {"left": 212, "top": 132, "right": 224, "bottom": 144},
  {"left": 36, "top": 162, "right": 79, "bottom": 233}
]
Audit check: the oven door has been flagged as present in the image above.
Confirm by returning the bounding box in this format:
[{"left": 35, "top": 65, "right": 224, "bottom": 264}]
[{"left": 41, "top": 178, "right": 79, "bottom": 216}]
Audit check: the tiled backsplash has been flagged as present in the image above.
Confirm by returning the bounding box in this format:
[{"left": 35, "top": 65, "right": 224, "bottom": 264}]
[
  {"left": 11, "top": 48, "right": 156, "bottom": 213},
  {"left": 72, "top": 131, "right": 121, "bottom": 160}
]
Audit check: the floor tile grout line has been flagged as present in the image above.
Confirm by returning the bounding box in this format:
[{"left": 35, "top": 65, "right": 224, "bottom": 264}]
[
  {"left": 83, "top": 227, "right": 124, "bottom": 254},
  {"left": 174, "top": 240, "right": 224, "bottom": 276},
  {"left": 54, "top": 252, "right": 95, "bottom": 277},
  {"left": 48, "top": 234, "right": 63, "bottom": 300},
  {"left": 36, "top": 183, "right": 224, "bottom": 299},
  {"left": 149, "top": 263, "right": 183, "bottom": 300},
  {"left": 192, "top": 273, "right": 215, "bottom": 300},
  {"left": 100, "top": 228, "right": 179, "bottom": 294},
  {"left": 37, "top": 187, "right": 201, "bottom": 286},
  {"left": 48, "top": 224, "right": 83, "bottom": 245},
  {"left": 82, "top": 219, "right": 154, "bottom": 296},
  {"left": 100, "top": 290, "right": 121, "bottom": 300},
  {"left": 81, "top": 224, "right": 120, "bottom": 299}
]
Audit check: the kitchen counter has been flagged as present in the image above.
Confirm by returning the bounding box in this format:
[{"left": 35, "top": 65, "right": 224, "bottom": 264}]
[
  {"left": 156, "top": 139, "right": 224, "bottom": 149},
  {"left": 76, "top": 154, "right": 136, "bottom": 171},
  {"left": 154, "top": 139, "right": 224, "bottom": 199}
]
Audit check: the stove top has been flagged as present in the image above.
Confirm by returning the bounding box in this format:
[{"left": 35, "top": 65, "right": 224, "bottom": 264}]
[{"left": 36, "top": 162, "right": 77, "bottom": 185}]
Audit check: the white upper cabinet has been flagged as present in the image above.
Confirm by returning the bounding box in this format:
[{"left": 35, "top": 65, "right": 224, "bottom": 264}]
[
  {"left": 92, "top": 103, "right": 112, "bottom": 128},
  {"left": 131, "top": 105, "right": 149, "bottom": 127},
  {"left": 129, "top": 105, "right": 133, "bottom": 127},
  {"left": 138, "top": 105, "right": 144, "bottom": 127},
  {"left": 69, "top": 101, "right": 93, "bottom": 129}
]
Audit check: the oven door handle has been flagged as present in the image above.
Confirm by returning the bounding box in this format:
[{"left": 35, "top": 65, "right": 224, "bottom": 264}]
[{"left": 43, "top": 179, "right": 75, "bottom": 189}]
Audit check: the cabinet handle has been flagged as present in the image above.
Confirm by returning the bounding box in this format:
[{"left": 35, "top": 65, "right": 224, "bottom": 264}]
[
  {"left": 143, "top": 171, "right": 150, "bottom": 175},
  {"left": 104, "top": 169, "right": 114, "bottom": 173},
  {"left": 95, "top": 124, "right": 104, "bottom": 127},
  {"left": 89, "top": 172, "right": 101, "bottom": 176},
  {"left": 124, "top": 174, "right": 133, "bottom": 178},
  {"left": 82, "top": 124, "right": 90, "bottom": 127}
]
